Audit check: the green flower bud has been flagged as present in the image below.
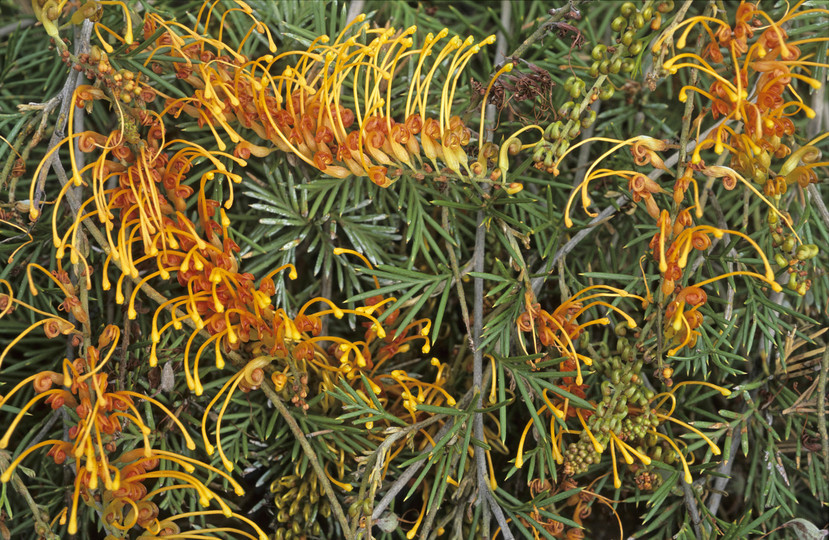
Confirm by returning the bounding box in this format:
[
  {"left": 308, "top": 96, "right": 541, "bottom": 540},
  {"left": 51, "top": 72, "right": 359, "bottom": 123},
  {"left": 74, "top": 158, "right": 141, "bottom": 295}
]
[
  {"left": 555, "top": 139, "right": 570, "bottom": 158},
  {"left": 657, "top": 0, "right": 675, "bottom": 13},
  {"left": 589, "top": 61, "right": 600, "bottom": 78},
  {"left": 570, "top": 82, "right": 583, "bottom": 99},
  {"left": 599, "top": 85, "right": 615, "bottom": 100},
  {"left": 795, "top": 244, "right": 818, "bottom": 260},
  {"left": 611, "top": 16, "right": 627, "bottom": 32},
  {"left": 581, "top": 109, "right": 597, "bottom": 128},
  {"left": 633, "top": 12, "right": 645, "bottom": 29}
]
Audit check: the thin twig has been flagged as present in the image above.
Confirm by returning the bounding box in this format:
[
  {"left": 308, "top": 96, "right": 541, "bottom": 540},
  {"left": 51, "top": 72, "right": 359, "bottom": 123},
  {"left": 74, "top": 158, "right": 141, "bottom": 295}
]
[
  {"left": 467, "top": 0, "right": 516, "bottom": 536},
  {"left": 681, "top": 481, "right": 704, "bottom": 539},
  {"left": 510, "top": 1, "right": 581, "bottom": 61},
  {"left": 32, "top": 22, "right": 92, "bottom": 216},
  {"left": 0, "top": 451, "right": 60, "bottom": 539},
  {"left": 259, "top": 382, "right": 353, "bottom": 537},
  {"left": 819, "top": 348, "right": 829, "bottom": 474},
  {"left": 807, "top": 185, "right": 829, "bottom": 230},
  {"left": 706, "top": 424, "right": 743, "bottom": 517},
  {"left": 370, "top": 367, "right": 488, "bottom": 522},
  {"left": 0, "top": 19, "right": 35, "bottom": 39}
]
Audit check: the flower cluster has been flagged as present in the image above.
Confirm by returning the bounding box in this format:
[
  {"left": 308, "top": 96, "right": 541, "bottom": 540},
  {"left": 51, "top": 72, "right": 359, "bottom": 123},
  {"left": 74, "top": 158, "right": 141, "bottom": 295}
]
[
  {"left": 12, "top": 3, "right": 464, "bottom": 537},
  {"left": 0, "top": 312, "right": 263, "bottom": 539},
  {"left": 140, "top": 8, "right": 520, "bottom": 188},
  {"left": 656, "top": 0, "right": 828, "bottom": 294}
]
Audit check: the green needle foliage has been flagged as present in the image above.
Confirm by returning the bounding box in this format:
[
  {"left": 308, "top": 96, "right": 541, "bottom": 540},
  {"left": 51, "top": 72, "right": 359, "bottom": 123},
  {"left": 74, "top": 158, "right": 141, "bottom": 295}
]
[{"left": 0, "top": 0, "right": 827, "bottom": 539}]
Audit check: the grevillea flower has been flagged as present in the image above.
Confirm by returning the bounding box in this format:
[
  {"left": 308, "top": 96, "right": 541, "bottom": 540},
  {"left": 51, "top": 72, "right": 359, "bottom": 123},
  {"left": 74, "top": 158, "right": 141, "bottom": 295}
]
[
  {"left": 517, "top": 285, "right": 642, "bottom": 385},
  {"left": 0, "top": 322, "right": 258, "bottom": 536},
  {"left": 657, "top": 0, "right": 829, "bottom": 200},
  {"left": 145, "top": 9, "right": 526, "bottom": 189}
]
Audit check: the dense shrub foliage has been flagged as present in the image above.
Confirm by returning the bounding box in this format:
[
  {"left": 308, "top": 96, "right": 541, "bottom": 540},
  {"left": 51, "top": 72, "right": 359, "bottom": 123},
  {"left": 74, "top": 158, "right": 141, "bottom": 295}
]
[{"left": 0, "top": 0, "right": 827, "bottom": 538}]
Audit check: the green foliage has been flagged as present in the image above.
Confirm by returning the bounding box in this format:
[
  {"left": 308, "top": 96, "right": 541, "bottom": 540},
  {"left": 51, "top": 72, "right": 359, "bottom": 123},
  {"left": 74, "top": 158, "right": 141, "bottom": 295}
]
[{"left": 0, "top": 0, "right": 827, "bottom": 539}]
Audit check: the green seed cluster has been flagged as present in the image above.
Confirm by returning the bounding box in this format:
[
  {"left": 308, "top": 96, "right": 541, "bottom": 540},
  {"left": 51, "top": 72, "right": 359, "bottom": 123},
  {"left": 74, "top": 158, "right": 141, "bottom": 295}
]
[{"left": 270, "top": 470, "right": 331, "bottom": 540}]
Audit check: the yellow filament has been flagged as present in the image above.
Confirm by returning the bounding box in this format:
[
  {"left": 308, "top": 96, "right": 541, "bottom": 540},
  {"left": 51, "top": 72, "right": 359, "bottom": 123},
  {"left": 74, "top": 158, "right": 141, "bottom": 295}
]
[
  {"left": 612, "top": 432, "right": 651, "bottom": 465},
  {"left": 0, "top": 439, "right": 65, "bottom": 482},
  {"left": 119, "top": 391, "right": 196, "bottom": 449},
  {"left": 693, "top": 270, "right": 782, "bottom": 293},
  {"left": 652, "top": 430, "right": 693, "bottom": 484},
  {"left": 671, "top": 380, "right": 731, "bottom": 396},
  {"left": 478, "top": 62, "right": 513, "bottom": 155},
  {"left": 406, "top": 486, "right": 429, "bottom": 540},
  {"left": 610, "top": 439, "right": 621, "bottom": 488},
  {"left": 609, "top": 432, "right": 634, "bottom": 464},
  {"left": 576, "top": 408, "right": 604, "bottom": 453},
  {"left": 656, "top": 413, "right": 721, "bottom": 455}
]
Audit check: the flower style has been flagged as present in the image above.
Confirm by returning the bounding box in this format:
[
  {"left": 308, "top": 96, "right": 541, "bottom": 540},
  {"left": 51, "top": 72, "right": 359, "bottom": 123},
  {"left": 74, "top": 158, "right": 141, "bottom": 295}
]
[
  {"left": 0, "top": 322, "right": 259, "bottom": 537},
  {"left": 658, "top": 1, "right": 829, "bottom": 198},
  {"left": 144, "top": 8, "right": 525, "bottom": 188},
  {"left": 517, "top": 285, "right": 642, "bottom": 385}
]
